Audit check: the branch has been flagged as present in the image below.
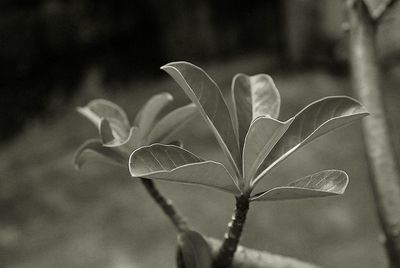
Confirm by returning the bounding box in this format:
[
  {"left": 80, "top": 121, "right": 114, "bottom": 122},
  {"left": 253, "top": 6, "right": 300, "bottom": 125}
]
[
  {"left": 213, "top": 195, "right": 250, "bottom": 267},
  {"left": 207, "top": 238, "right": 321, "bottom": 268},
  {"left": 348, "top": 0, "right": 400, "bottom": 265},
  {"left": 140, "top": 178, "right": 189, "bottom": 232}
]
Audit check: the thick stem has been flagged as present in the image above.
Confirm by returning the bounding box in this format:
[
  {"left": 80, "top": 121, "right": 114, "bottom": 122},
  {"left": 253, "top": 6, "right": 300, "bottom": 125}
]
[
  {"left": 140, "top": 178, "right": 189, "bottom": 233},
  {"left": 213, "top": 195, "right": 250, "bottom": 268},
  {"left": 348, "top": 0, "right": 400, "bottom": 266}
]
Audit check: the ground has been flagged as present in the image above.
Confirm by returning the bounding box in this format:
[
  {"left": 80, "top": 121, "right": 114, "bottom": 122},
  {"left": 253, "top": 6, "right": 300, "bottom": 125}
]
[{"left": 0, "top": 55, "right": 394, "bottom": 267}]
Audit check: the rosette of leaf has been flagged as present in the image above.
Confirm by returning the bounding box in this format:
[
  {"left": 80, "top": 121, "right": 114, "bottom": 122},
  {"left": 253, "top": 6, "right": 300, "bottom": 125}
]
[
  {"left": 74, "top": 93, "right": 197, "bottom": 169},
  {"left": 129, "top": 62, "right": 369, "bottom": 201}
]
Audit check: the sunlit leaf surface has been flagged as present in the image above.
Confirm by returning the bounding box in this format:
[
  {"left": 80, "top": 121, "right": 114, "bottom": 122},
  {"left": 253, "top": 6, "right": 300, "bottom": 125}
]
[
  {"left": 129, "top": 144, "right": 240, "bottom": 194},
  {"left": 251, "top": 170, "right": 348, "bottom": 201},
  {"left": 243, "top": 117, "right": 292, "bottom": 183},
  {"left": 148, "top": 103, "right": 197, "bottom": 143},
  {"left": 161, "top": 62, "right": 241, "bottom": 174},
  {"left": 253, "top": 96, "right": 368, "bottom": 185},
  {"left": 133, "top": 92, "right": 173, "bottom": 138},
  {"left": 232, "top": 74, "right": 280, "bottom": 149}
]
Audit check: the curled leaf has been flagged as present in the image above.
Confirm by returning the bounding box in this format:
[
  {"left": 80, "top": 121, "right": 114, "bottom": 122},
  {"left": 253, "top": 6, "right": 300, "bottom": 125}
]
[
  {"left": 77, "top": 99, "right": 130, "bottom": 140},
  {"left": 73, "top": 139, "right": 126, "bottom": 169},
  {"left": 99, "top": 118, "right": 115, "bottom": 144},
  {"left": 232, "top": 74, "right": 281, "bottom": 150},
  {"left": 251, "top": 170, "right": 349, "bottom": 201},
  {"left": 129, "top": 144, "right": 240, "bottom": 194}
]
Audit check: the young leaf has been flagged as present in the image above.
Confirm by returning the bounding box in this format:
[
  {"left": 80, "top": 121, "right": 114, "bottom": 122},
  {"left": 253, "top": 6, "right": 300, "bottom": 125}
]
[
  {"left": 110, "top": 126, "right": 142, "bottom": 153},
  {"left": 74, "top": 139, "right": 126, "bottom": 169},
  {"left": 77, "top": 99, "right": 130, "bottom": 140},
  {"left": 148, "top": 103, "right": 197, "bottom": 143},
  {"left": 243, "top": 117, "right": 293, "bottom": 183},
  {"left": 161, "top": 62, "right": 241, "bottom": 175},
  {"left": 251, "top": 170, "right": 348, "bottom": 201},
  {"left": 99, "top": 118, "right": 115, "bottom": 144},
  {"left": 253, "top": 96, "right": 368, "bottom": 186},
  {"left": 232, "top": 74, "right": 281, "bottom": 150},
  {"left": 129, "top": 144, "right": 240, "bottom": 194},
  {"left": 133, "top": 92, "right": 173, "bottom": 138},
  {"left": 178, "top": 231, "right": 213, "bottom": 268}
]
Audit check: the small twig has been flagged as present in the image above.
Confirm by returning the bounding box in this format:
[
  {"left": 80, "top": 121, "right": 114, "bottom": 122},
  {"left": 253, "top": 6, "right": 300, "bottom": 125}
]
[
  {"left": 140, "top": 178, "right": 189, "bottom": 233},
  {"left": 348, "top": 0, "right": 400, "bottom": 266},
  {"left": 213, "top": 195, "right": 250, "bottom": 268}
]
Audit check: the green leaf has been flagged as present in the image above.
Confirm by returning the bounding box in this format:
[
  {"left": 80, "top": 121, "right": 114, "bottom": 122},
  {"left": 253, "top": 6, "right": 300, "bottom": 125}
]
[
  {"left": 363, "top": 0, "right": 392, "bottom": 19},
  {"left": 129, "top": 144, "right": 240, "bottom": 194},
  {"left": 232, "top": 74, "right": 280, "bottom": 150},
  {"left": 148, "top": 103, "right": 197, "bottom": 143},
  {"left": 73, "top": 139, "right": 126, "bottom": 169},
  {"left": 161, "top": 62, "right": 241, "bottom": 176},
  {"left": 253, "top": 96, "right": 368, "bottom": 186},
  {"left": 178, "top": 231, "right": 212, "bottom": 268},
  {"left": 133, "top": 92, "right": 173, "bottom": 138},
  {"left": 77, "top": 99, "right": 130, "bottom": 140},
  {"left": 251, "top": 170, "right": 348, "bottom": 201},
  {"left": 243, "top": 117, "right": 293, "bottom": 183}
]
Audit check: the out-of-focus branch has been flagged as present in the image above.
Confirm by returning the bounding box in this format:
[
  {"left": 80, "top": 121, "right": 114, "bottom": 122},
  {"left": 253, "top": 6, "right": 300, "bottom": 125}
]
[
  {"left": 348, "top": 0, "right": 400, "bottom": 266},
  {"left": 207, "top": 238, "right": 321, "bottom": 268},
  {"left": 140, "top": 178, "right": 190, "bottom": 232}
]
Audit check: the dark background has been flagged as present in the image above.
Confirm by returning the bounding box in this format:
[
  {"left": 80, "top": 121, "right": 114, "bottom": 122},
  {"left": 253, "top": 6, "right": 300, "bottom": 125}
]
[
  {"left": 0, "top": 0, "right": 352, "bottom": 141},
  {"left": 1, "top": 1, "right": 400, "bottom": 267}
]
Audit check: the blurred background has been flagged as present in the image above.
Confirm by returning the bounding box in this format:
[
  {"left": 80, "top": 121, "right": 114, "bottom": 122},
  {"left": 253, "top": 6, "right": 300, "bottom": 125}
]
[{"left": 1, "top": 0, "right": 400, "bottom": 267}]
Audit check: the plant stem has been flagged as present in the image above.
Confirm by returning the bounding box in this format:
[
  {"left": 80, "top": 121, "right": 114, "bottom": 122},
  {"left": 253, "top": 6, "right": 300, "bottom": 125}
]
[
  {"left": 140, "top": 178, "right": 189, "bottom": 233},
  {"left": 213, "top": 195, "right": 250, "bottom": 268},
  {"left": 348, "top": 0, "right": 400, "bottom": 266}
]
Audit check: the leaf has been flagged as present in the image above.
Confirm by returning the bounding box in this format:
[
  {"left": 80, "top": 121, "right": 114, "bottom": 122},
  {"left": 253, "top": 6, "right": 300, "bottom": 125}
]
[
  {"left": 251, "top": 170, "right": 348, "bottom": 201},
  {"left": 252, "top": 96, "right": 368, "bottom": 186},
  {"left": 133, "top": 92, "right": 173, "bottom": 138},
  {"left": 242, "top": 117, "right": 293, "bottom": 183},
  {"left": 99, "top": 118, "right": 115, "bottom": 144},
  {"left": 129, "top": 144, "right": 240, "bottom": 194},
  {"left": 232, "top": 74, "right": 281, "bottom": 150},
  {"left": 73, "top": 139, "right": 126, "bottom": 169},
  {"left": 168, "top": 140, "right": 183, "bottom": 147},
  {"left": 148, "top": 103, "right": 197, "bottom": 143},
  {"left": 363, "top": 0, "right": 392, "bottom": 19},
  {"left": 178, "top": 231, "right": 212, "bottom": 268},
  {"left": 110, "top": 126, "right": 142, "bottom": 153},
  {"left": 77, "top": 99, "right": 130, "bottom": 140},
  {"left": 161, "top": 62, "right": 241, "bottom": 175}
]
